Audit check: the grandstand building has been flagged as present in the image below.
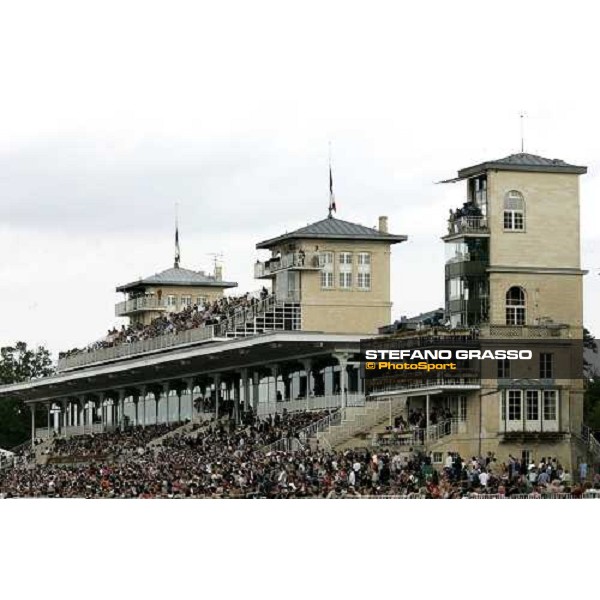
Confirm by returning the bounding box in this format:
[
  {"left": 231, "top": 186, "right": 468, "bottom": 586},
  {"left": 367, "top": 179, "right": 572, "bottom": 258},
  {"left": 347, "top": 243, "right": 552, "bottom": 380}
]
[
  {"left": 115, "top": 264, "right": 237, "bottom": 326},
  {"left": 0, "top": 154, "right": 598, "bottom": 476},
  {"left": 0, "top": 212, "right": 408, "bottom": 451}
]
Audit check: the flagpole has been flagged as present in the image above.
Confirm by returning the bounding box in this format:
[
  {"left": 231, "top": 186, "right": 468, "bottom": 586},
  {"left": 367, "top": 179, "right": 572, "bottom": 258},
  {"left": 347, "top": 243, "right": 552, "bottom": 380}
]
[
  {"left": 174, "top": 202, "right": 181, "bottom": 268},
  {"left": 328, "top": 141, "right": 336, "bottom": 219}
]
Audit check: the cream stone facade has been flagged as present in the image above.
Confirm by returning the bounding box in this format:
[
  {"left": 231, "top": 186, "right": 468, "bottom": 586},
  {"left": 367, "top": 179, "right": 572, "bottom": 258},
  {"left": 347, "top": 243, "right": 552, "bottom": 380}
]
[
  {"left": 115, "top": 266, "right": 238, "bottom": 326},
  {"left": 255, "top": 216, "right": 406, "bottom": 335},
  {"left": 487, "top": 170, "right": 581, "bottom": 268},
  {"left": 287, "top": 239, "right": 391, "bottom": 333},
  {"left": 375, "top": 152, "right": 592, "bottom": 472},
  {"left": 485, "top": 169, "right": 585, "bottom": 331},
  {"left": 487, "top": 272, "right": 584, "bottom": 329}
]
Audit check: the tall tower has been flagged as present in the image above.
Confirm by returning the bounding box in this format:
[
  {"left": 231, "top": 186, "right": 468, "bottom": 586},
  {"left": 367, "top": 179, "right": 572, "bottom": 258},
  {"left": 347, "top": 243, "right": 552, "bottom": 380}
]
[{"left": 442, "top": 153, "right": 587, "bottom": 331}]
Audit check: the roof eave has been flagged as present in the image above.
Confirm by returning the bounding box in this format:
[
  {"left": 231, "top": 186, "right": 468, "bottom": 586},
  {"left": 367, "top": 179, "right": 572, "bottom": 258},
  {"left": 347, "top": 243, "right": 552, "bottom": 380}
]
[
  {"left": 116, "top": 280, "right": 238, "bottom": 293},
  {"left": 457, "top": 162, "right": 587, "bottom": 179},
  {"left": 256, "top": 233, "right": 407, "bottom": 249}
]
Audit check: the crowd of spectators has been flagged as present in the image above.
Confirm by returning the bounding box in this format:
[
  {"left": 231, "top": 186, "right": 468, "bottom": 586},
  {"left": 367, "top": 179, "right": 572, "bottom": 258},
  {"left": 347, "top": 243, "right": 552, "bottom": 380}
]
[
  {"left": 43, "top": 423, "right": 185, "bottom": 461},
  {"left": 2, "top": 411, "right": 599, "bottom": 499},
  {"left": 59, "top": 290, "right": 270, "bottom": 359},
  {"left": 437, "top": 451, "right": 582, "bottom": 496}
]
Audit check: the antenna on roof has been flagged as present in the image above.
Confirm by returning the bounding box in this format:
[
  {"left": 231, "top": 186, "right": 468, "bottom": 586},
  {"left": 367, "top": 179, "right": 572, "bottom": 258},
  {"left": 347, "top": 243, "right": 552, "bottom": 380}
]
[
  {"left": 520, "top": 112, "right": 526, "bottom": 153},
  {"left": 207, "top": 252, "right": 224, "bottom": 279},
  {"left": 174, "top": 202, "right": 181, "bottom": 268},
  {"left": 328, "top": 141, "right": 337, "bottom": 219}
]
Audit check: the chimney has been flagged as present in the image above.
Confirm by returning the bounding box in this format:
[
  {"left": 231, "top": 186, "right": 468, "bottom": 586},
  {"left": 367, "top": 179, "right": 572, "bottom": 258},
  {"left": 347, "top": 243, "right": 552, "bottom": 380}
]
[
  {"left": 214, "top": 265, "right": 223, "bottom": 281},
  {"left": 378, "top": 216, "right": 388, "bottom": 233}
]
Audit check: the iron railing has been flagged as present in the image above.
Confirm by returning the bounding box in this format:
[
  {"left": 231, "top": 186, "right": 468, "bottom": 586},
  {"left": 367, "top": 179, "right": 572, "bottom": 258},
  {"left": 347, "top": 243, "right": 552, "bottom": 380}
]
[
  {"left": 58, "top": 325, "right": 216, "bottom": 371},
  {"left": 447, "top": 215, "right": 489, "bottom": 236},
  {"left": 254, "top": 252, "right": 321, "bottom": 278},
  {"left": 115, "top": 296, "right": 168, "bottom": 316},
  {"left": 479, "top": 324, "right": 571, "bottom": 339},
  {"left": 256, "top": 394, "right": 365, "bottom": 417},
  {"left": 58, "top": 293, "right": 298, "bottom": 371},
  {"left": 264, "top": 409, "right": 343, "bottom": 453}
]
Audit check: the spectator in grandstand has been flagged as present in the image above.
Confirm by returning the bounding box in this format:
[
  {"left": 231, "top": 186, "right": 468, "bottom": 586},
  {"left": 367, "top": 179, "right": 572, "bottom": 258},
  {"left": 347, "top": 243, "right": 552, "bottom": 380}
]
[
  {"left": 0, "top": 411, "right": 585, "bottom": 500},
  {"left": 59, "top": 292, "right": 266, "bottom": 359}
]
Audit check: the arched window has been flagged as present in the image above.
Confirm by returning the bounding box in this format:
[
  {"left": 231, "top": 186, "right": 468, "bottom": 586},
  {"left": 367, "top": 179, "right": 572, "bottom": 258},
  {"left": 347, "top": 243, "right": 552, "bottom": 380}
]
[
  {"left": 503, "top": 190, "right": 525, "bottom": 230},
  {"left": 506, "top": 286, "right": 526, "bottom": 325}
]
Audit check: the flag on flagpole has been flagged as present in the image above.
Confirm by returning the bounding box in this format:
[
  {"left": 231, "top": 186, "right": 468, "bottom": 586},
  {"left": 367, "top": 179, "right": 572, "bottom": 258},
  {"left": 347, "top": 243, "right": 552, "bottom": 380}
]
[
  {"left": 174, "top": 225, "right": 181, "bottom": 268},
  {"left": 328, "top": 164, "right": 336, "bottom": 217}
]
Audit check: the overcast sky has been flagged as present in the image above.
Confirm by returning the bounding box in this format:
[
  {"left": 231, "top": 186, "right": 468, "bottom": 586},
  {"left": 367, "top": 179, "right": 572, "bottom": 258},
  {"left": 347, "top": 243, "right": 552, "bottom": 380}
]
[{"left": 1, "top": 0, "right": 599, "bottom": 357}]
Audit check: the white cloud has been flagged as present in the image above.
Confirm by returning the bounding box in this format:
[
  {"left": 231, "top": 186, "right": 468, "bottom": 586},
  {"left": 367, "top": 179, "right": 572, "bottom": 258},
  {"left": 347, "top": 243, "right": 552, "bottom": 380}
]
[{"left": 1, "top": 0, "right": 599, "bottom": 354}]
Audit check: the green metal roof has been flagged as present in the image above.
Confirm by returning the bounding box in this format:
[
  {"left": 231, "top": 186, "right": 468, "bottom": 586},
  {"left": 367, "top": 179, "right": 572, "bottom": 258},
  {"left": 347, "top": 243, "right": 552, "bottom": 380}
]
[
  {"left": 256, "top": 217, "right": 407, "bottom": 249},
  {"left": 116, "top": 267, "right": 237, "bottom": 293},
  {"left": 457, "top": 152, "right": 587, "bottom": 179}
]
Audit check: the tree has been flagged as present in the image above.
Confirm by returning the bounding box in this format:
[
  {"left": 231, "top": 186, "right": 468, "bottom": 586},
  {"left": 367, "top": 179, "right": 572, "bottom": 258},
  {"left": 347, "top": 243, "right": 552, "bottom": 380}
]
[
  {"left": 583, "top": 328, "right": 600, "bottom": 432},
  {"left": 584, "top": 327, "right": 599, "bottom": 379},
  {"left": 0, "top": 342, "right": 54, "bottom": 449}
]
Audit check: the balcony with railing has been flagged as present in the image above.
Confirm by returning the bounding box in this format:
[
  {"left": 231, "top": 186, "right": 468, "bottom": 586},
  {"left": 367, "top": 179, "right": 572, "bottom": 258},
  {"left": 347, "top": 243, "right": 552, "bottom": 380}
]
[
  {"left": 479, "top": 324, "right": 572, "bottom": 339},
  {"left": 444, "top": 201, "right": 489, "bottom": 239},
  {"left": 115, "top": 296, "right": 168, "bottom": 317},
  {"left": 367, "top": 374, "right": 482, "bottom": 397},
  {"left": 254, "top": 251, "right": 321, "bottom": 279}
]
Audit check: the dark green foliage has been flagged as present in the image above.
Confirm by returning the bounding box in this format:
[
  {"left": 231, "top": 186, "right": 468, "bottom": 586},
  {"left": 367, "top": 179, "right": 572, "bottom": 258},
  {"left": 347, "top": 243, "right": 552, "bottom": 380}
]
[
  {"left": 0, "top": 342, "right": 54, "bottom": 449},
  {"left": 583, "top": 329, "right": 600, "bottom": 432}
]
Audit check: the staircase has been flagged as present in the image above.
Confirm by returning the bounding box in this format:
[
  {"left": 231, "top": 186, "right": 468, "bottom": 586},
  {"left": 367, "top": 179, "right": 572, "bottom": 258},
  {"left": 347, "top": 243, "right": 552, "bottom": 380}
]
[
  {"left": 312, "top": 398, "right": 408, "bottom": 450},
  {"left": 146, "top": 421, "right": 196, "bottom": 447},
  {"left": 215, "top": 295, "right": 301, "bottom": 338},
  {"left": 33, "top": 437, "right": 59, "bottom": 465}
]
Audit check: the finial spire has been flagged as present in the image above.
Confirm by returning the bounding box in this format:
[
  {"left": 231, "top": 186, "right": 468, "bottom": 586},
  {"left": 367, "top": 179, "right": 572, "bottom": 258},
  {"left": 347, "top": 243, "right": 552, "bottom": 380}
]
[
  {"left": 520, "top": 112, "right": 526, "bottom": 153},
  {"left": 174, "top": 202, "right": 181, "bottom": 268},
  {"left": 328, "top": 141, "right": 336, "bottom": 219}
]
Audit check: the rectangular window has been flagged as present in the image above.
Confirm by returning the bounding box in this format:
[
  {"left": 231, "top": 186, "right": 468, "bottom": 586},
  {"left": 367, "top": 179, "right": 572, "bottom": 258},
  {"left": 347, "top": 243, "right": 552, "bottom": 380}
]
[
  {"left": 526, "top": 390, "right": 539, "bottom": 421},
  {"left": 167, "top": 295, "right": 177, "bottom": 307},
  {"left": 181, "top": 295, "right": 192, "bottom": 307},
  {"left": 522, "top": 450, "right": 532, "bottom": 466},
  {"left": 319, "top": 252, "right": 334, "bottom": 289},
  {"left": 339, "top": 272, "right": 352, "bottom": 288},
  {"left": 514, "top": 212, "right": 524, "bottom": 229},
  {"left": 318, "top": 252, "right": 334, "bottom": 267},
  {"left": 338, "top": 252, "right": 353, "bottom": 289},
  {"left": 357, "top": 272, "right": 371, "bottom": 290},
  {"left": 432, "top": 452, "right": 443, "bottom": 464},
  {"left": 539, "top": 353, "right": 553, "bottom": 379},
  {"left": 506, "top": 307, "right": 525, "bottom": 326},
  {"left": 339, "top": 252, "right": 353, "bottom": 265},
  {"left": 543, "top": 390, "right": 557, "bottom": 421},
  {"left": 458, "top": 396, "right": 467, "bottom": 422},
  {"left": 357, "top": 252, "right": 371, "bottom": 289},
  {"left": 497, "top": 359, "right": 511, "bottom": 379},
  {"left": 504, "top": 210, "right": 525, "bottom": 230},
  {"left": 320, "top": 272, "right": 334, "bottom": 289},
  {"left": 196, "top": 296, "right": 207, "bottom": 307},
  {"left": 357, "top": 252, "right": 371, "bottom": 266},
  {"left": 508, "top": 390, "right": 522, "bottom": 421}
]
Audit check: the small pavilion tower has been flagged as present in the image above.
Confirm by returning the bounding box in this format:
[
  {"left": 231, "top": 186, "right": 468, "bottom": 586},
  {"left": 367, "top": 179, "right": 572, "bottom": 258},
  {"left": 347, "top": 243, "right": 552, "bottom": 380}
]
[{"left": 255, "top": 215, "right": 407, "bottom": 334}]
